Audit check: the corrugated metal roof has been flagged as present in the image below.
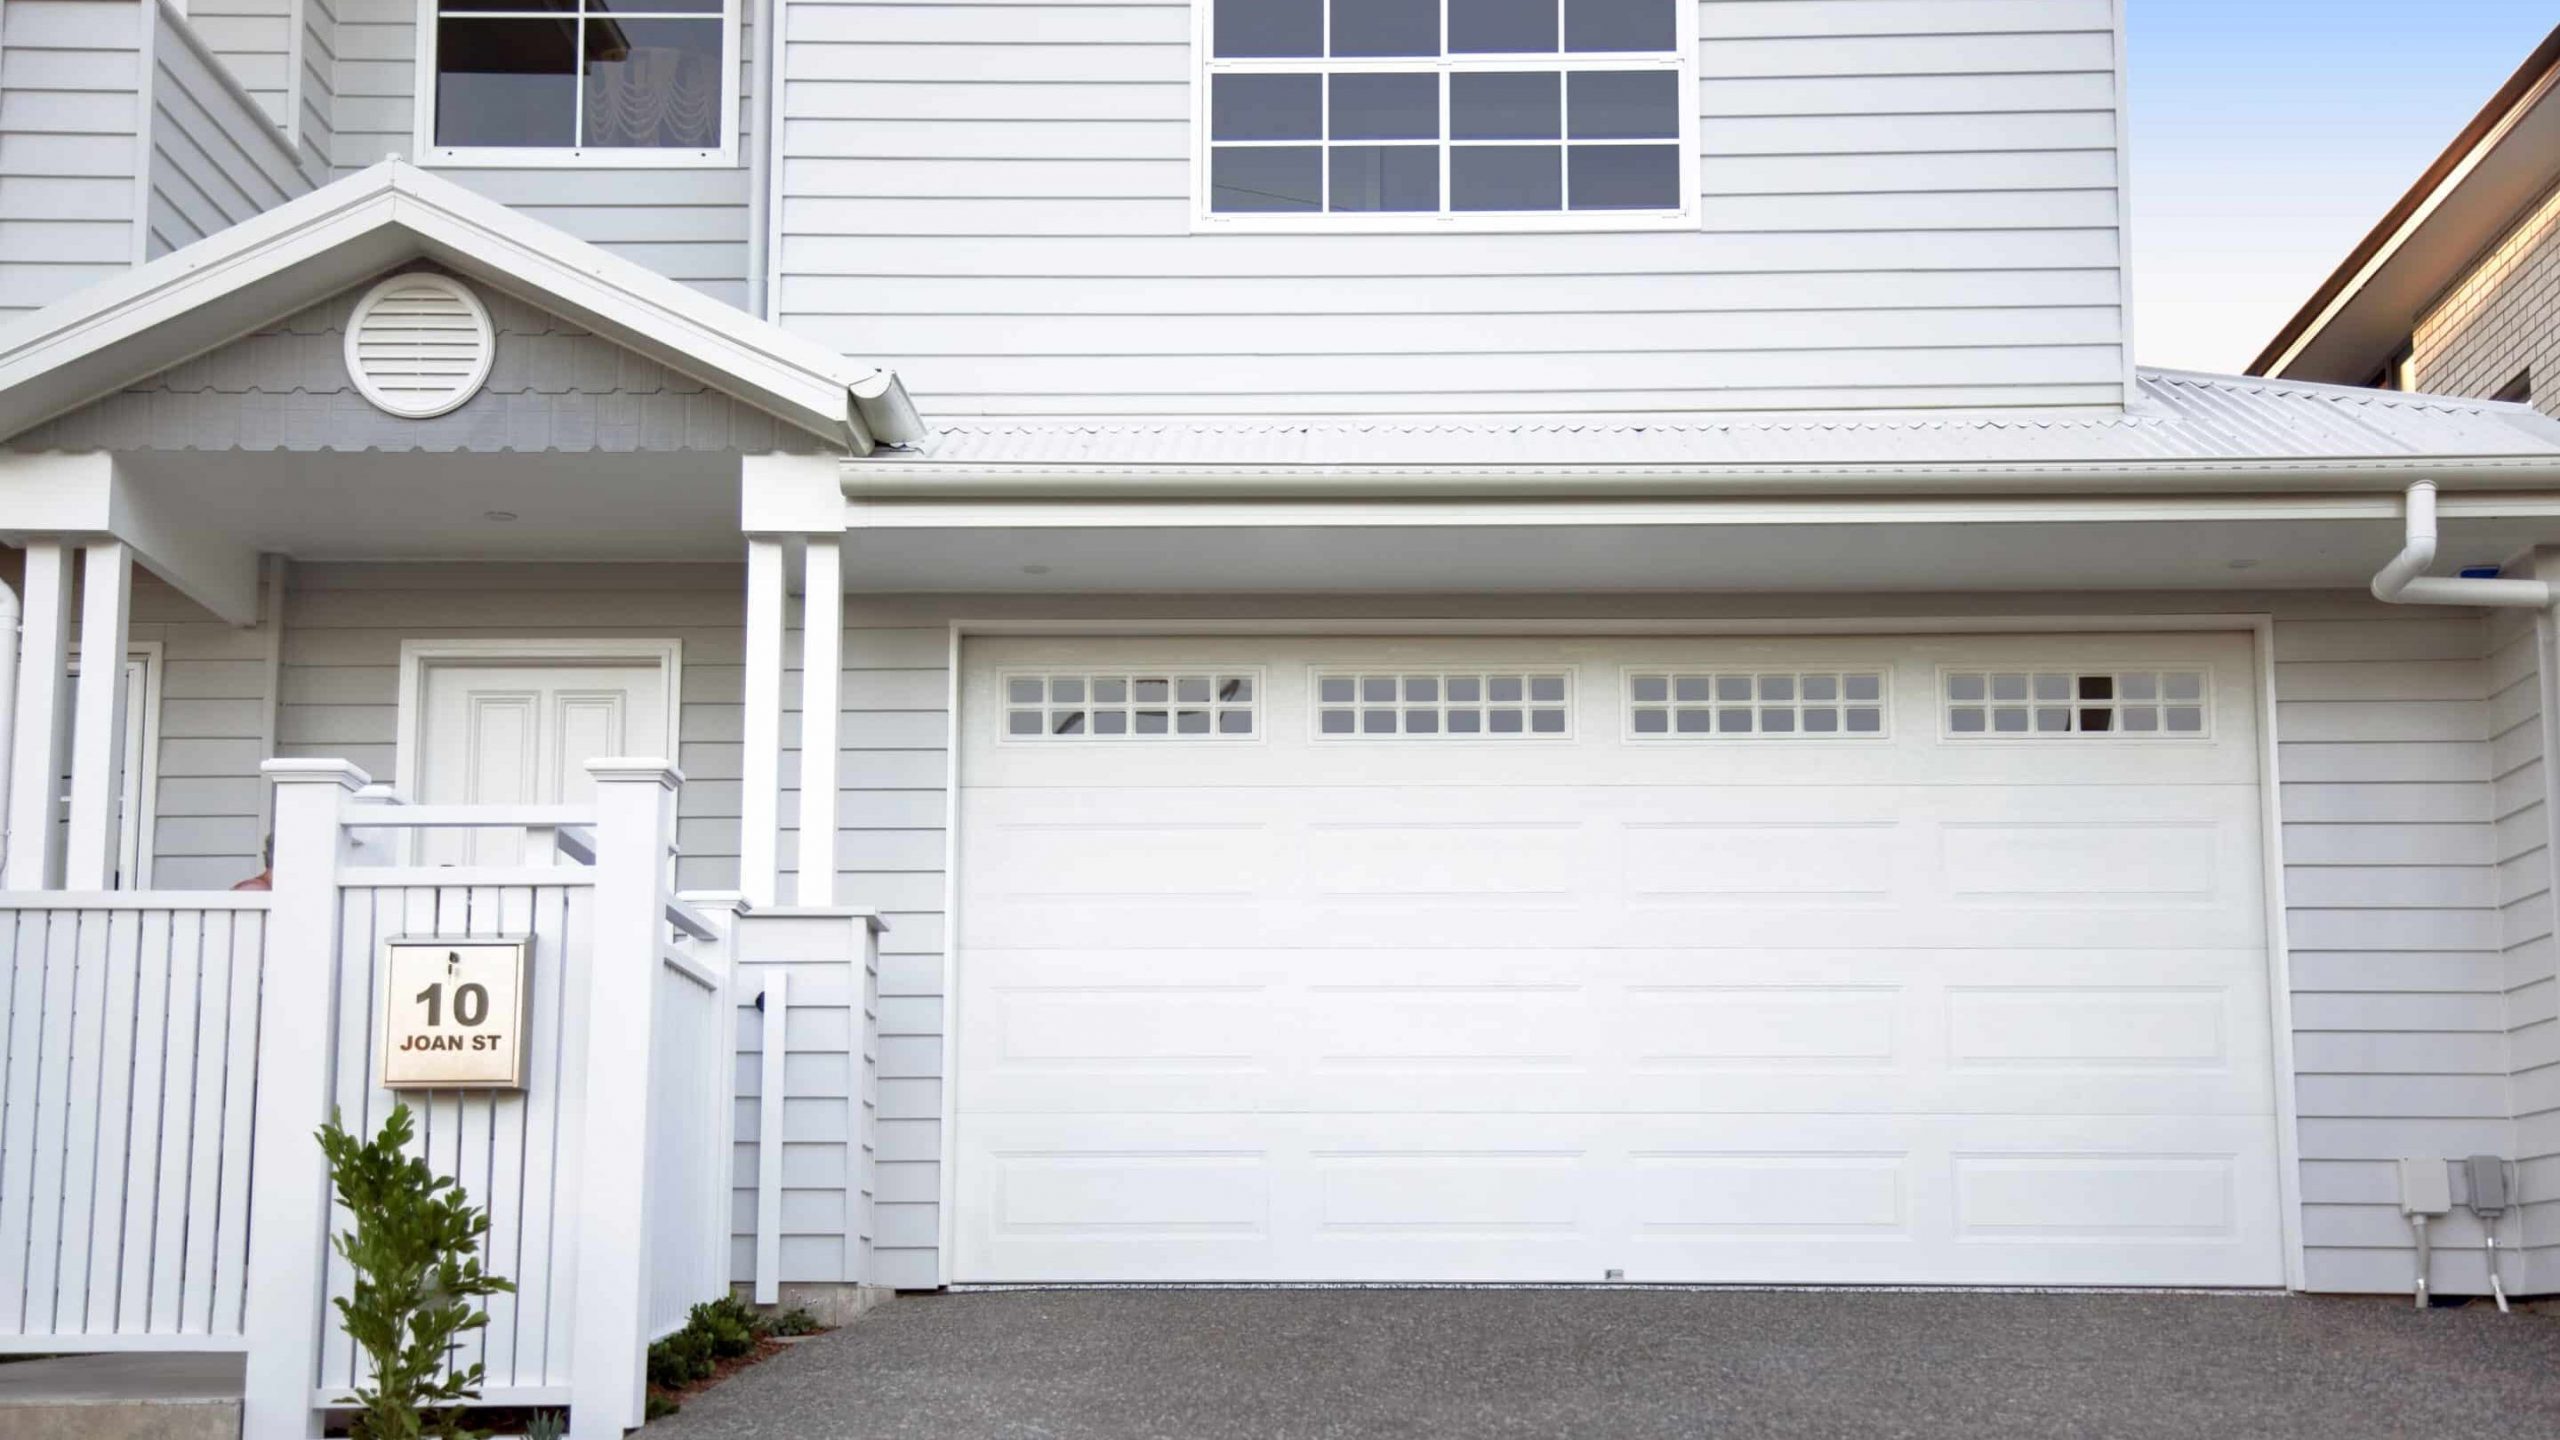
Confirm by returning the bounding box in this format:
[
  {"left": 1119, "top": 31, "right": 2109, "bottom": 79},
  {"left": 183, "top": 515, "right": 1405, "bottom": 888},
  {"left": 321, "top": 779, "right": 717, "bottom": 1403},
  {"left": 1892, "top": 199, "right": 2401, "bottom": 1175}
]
[{"left": 882, "top": 370, "right": 2560, "bottom": 472}]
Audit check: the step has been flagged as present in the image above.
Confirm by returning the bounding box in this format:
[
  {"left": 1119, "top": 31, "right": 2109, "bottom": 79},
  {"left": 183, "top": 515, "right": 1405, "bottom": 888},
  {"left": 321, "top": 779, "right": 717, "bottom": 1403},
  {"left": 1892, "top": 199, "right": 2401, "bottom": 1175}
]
[{"left": 0, "top": 1352, "right": 242, "bottom": 1440}]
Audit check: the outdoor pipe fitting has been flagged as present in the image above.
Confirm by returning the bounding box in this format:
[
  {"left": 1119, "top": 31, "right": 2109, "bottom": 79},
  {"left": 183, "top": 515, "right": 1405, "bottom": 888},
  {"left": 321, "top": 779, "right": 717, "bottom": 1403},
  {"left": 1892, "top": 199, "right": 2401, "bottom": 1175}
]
[{"left": 2372, "top": 481, "right": 2553, "bottom": 607}]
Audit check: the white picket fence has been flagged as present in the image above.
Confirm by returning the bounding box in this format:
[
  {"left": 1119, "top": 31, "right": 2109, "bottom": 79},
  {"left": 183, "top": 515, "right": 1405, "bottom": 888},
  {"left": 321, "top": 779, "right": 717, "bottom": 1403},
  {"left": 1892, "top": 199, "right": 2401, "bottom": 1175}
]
[
  {"left": 646, "top": 907, "right": 735, "bottom": 1342},
  {"left": 0, "top": 758, "right": 746, "bottom": 1440},
  {"left": 0, "top": 897, "right": 269, "bottom": 1349},
  {"left": 315, "top": 879, "right": 599, "bottom": 1402}
]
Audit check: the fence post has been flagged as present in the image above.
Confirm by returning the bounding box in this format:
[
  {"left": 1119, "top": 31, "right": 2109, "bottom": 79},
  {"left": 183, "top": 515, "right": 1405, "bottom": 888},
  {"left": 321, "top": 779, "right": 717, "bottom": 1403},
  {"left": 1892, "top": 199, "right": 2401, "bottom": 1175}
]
[
  {"left": 570, "top": 759, "right": 682, "bottom": 1438},
  {"left": 241, "top": 759, "right": 368, "bottom": 1439}
]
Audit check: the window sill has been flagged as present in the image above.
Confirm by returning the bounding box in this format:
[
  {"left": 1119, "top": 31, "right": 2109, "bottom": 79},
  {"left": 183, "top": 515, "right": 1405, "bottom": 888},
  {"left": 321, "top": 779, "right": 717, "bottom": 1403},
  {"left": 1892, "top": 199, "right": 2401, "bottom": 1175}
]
[
  {"left": 1190, "top": 208, "right": 1698, "bottom": 235},
  {"left": 417, "top": 146, "right": 740, "bottom": 170}
]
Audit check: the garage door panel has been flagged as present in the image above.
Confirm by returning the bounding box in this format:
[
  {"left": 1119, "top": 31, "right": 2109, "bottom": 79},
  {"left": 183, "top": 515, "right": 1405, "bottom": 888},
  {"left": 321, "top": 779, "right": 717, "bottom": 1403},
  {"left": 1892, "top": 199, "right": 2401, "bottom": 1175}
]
[
  {"left": 956, "top": 632, "right": 2282, "bottom": 1285},
  {"left": 957, "top": 1114, "right": 2283, "bottom": 1285}
]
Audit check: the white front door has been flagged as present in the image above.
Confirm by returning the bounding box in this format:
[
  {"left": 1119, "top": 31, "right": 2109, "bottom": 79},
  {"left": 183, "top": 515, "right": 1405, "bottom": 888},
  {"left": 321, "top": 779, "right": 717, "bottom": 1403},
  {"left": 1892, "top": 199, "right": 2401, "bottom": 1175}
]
[
  {"left": 952, "top": 632, "right": 2286, "bottom": 1286},
  {"left": 414, "top": 660, "right": 669, "bottom": 863}
]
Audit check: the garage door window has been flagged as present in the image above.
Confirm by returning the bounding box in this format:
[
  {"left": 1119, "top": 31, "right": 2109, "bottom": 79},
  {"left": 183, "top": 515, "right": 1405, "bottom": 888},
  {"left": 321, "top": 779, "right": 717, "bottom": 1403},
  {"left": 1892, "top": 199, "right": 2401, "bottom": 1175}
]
[
  {"left": 1004, "top": 672, "right": 1259, "bottom": 739},
  {"left": 1943, "top": 669, "right": 2207, "bottom": 737},
  {"left": 1627, "top": 670, "right": 1885, "bottom": 737},
  {"left": 1315, "top": 671, "right": 1569, "bottom": 737}
]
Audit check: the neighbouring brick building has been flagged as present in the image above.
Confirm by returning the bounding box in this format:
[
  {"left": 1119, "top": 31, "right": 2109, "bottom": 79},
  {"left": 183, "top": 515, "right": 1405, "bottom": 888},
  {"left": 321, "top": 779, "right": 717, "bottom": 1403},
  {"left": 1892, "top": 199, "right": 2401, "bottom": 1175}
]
[
  {"left": 2412, "top": 178, "right": 2560, "bottom": 415},
  {"left": 2256, "top": 26, "right": 2560, "bottom": 418}
]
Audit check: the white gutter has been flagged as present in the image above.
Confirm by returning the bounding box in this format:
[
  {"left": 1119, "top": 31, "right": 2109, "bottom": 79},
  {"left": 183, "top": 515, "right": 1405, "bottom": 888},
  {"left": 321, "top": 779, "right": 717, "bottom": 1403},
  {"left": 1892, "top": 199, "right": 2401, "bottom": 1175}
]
[
  {"left": 850, "top": 370, "right": 929, "bottom": 449},
  {"left": 0, "top": 577, "right": 18, "bottom": 875},
  {"left": 2373, "top": 480, "right": 2553, "bottom": 607},
  {"left": 841, "top": 454, "right": 2560, "bottom": 501}
]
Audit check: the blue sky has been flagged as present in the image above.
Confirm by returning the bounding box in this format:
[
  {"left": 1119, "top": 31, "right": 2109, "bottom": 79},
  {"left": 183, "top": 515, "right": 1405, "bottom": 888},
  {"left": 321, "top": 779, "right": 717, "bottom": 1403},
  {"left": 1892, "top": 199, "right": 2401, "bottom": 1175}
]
[{"left": 2126, "top": 0, "right": 2555, "bottom": 372}]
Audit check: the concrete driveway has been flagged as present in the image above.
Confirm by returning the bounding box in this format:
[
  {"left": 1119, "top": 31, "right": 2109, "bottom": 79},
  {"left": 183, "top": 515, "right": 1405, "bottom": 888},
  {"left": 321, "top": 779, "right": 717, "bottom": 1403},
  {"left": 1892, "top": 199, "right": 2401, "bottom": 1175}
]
[{"left": 646, "top": 1288, "right": 2560, "bottom": 1439}]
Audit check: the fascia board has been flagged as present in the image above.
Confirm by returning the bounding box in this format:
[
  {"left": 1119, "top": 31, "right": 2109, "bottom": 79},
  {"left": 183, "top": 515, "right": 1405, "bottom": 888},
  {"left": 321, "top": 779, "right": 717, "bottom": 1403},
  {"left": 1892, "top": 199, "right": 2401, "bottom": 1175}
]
[
  {"left": 838, "top": 454, "right": 2560, "bottom": 501},
  {"left": 2256, "top": 46, "right": 2560, "bottom": 380}
]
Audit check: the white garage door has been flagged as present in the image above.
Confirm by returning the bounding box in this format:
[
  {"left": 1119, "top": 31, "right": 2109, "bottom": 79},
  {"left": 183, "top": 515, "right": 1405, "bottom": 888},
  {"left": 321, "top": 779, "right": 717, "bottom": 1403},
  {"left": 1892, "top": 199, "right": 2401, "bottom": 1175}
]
[{"left": 953, "top": 633, "right": 2285, "bottom": 1286}]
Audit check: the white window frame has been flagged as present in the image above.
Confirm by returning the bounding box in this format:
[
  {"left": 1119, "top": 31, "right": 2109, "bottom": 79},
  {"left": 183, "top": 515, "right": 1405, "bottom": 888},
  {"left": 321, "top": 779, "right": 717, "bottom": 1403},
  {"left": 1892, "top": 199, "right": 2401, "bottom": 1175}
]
[
  {"left": 1190, "top": 0, "right": 1700, "bottom": 233},
  {"left": 1306, "top": 665, "right": 1579, "bottom": 741},
  {"left": 995, "top": 667, "right": 1268, "bottom": 745},
  {"left": 1618, "top": 665, "right": 1891, "bottom": 742},
  {"left": 411, "top": 0, "right": 743, "bottom": 169},
  {"left": 1934, "top": 663, "right": 2216, "bottom": 742}
]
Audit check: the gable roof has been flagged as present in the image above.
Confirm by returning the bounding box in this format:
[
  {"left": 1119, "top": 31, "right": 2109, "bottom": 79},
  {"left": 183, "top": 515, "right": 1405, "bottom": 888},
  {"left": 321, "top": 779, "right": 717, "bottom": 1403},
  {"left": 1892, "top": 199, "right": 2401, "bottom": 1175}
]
[
  {"left": 2250, "top": 24, "right": 2560, "bottom": 384},
  {"left": 843, "top": 369, "right": 2560, "bottom": 497},
  {"left": 0, "top": 160, "right": 923, "bottom": 453}
]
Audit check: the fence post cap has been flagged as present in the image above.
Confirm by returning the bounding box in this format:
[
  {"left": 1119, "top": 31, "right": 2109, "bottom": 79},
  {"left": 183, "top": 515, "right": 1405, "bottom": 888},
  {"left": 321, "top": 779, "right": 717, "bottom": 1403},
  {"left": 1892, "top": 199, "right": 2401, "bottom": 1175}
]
[
  {"left": 260, "top": 758, "right": 372, "bottom": 790},
  {"left": 584, "top": 758, "right": 683, "bottom": 788}
]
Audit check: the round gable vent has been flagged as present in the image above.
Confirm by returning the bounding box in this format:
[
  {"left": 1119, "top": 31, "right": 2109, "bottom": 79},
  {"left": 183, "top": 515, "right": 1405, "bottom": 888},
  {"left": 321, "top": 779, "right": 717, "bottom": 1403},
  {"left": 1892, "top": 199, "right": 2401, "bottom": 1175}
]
[{"left": 344, "top": 273, "right": 496, "bottom": 419}]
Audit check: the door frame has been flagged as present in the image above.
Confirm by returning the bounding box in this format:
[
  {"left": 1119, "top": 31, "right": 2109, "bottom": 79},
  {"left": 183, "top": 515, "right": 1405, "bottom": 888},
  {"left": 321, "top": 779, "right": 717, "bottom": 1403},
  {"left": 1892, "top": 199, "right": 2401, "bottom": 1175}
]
[
  {"left": 391, "top": 638, "right": 685, "bottom": 804},
  {"left": 936, "top": 613, "right": 2302, "bottom": 1292},
  {"left": 61, "top": 640, "right": 164, "bottom": 890}
]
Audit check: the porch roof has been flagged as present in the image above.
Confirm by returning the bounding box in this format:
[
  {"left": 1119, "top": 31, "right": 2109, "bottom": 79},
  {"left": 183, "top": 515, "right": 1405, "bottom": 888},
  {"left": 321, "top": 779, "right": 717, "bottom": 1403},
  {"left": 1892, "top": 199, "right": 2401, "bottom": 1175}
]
[
  {"left": 0, "top": 161, "right": 923, "bottom": 455},
  {"left": 840, "top": 371, "right": 2560, "bottom": 498}
]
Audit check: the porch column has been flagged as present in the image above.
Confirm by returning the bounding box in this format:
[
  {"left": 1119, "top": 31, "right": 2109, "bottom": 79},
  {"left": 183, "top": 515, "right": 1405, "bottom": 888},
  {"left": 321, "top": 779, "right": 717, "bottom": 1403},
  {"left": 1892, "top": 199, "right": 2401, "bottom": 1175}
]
[
  {"left": 796, "top": 535, "right": 843, "bottom": 905},
  {"left": 741, "top": 537, "right": 786, "bottom": 907},
  {"left": 3, "top": 540, "right": 70, "bottom": 888},
  {"left": 64, "top": 539, "right": 131, "bottom": 888}
]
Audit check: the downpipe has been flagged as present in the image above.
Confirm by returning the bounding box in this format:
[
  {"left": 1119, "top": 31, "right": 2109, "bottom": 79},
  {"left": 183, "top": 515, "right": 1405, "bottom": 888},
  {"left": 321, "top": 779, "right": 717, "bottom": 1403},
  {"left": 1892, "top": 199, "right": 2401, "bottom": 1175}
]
[
  {"left": 2372, "top": 480, "right": 2553, "bottom": 607},
  {"left": 0, "top": 578, "right": 16, "bottom": 877}
]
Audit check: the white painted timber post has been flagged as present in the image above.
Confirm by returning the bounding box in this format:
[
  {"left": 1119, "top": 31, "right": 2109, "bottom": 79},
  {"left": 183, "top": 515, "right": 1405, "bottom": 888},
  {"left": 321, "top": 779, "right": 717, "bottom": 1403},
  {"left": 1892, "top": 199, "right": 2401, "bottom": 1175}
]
[
  {"left": 740, "top": 540, "right": 786, "bottom": 908},
  {"left": 4, "top": 541, "right": 71, "bottom": 889},
  {"left": 242, "top": 758, "right": 369, "bottom": 1439},
  {"left": 571, "top": 758, "right": 683, "bottom": 1438},
  {"left": 796, "top": 536, "right": 842, "bottom": 905},
  {"left": 64, "top": 539, "right": 131, "bottom": 889}
]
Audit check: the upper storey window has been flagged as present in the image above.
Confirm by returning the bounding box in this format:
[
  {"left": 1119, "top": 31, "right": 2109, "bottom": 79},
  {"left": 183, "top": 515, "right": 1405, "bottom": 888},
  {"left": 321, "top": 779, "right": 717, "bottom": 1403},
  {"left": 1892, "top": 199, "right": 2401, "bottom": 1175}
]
[
  {"left": 1198, "top": 0, "right": 1696, "bottom": 230},
  {"left": 419, "top": 0, "right": 740, "bottom": 166}
]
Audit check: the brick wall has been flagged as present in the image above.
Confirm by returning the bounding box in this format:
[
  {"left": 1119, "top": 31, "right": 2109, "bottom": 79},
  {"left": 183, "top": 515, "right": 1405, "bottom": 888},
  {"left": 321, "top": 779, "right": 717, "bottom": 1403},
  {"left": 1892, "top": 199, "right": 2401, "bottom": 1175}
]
[{"left": 2413, "top": 179, "right": 2560, "bottom": 415}]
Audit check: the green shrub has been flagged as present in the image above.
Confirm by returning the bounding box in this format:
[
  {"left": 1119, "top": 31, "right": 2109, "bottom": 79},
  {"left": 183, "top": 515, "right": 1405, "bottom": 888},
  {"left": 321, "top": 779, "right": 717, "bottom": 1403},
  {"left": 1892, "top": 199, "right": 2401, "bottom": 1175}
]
[
  {"left": 646, "top": 1327, "right": 715, "bottom": 1389},
  {"left": 771, "top": 1307, "right": 824, "bottom": 1337},
  {"left": 317, "top": 1104, "right": 515, "bottom": 1440},
  {"left": 689, "top": 1296, "right": 765, "bottom": 1358},
  {"left": 645, "top": 1393, "right": 681, "bottom": 1421},
  {"left": 522, "top": 1413, "right": 565, "bottom": 1440}
]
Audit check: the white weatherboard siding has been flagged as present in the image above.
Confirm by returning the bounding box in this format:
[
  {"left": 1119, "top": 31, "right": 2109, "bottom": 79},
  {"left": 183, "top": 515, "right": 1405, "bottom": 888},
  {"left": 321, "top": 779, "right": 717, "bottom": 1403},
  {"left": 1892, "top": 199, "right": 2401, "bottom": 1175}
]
[
  {"left": 774, "top": 0, "right": 2131, "bottom": 416},
  {"left": 0, "top": 0, "right": 147, "bottom": 314},
  {"left": 275, "top": 564, "right": 749, "bottom": 894},
  {"left": 147, "top": 2, "right": 314, "bottom": 257},
  {"left": 299, "top": 0, "right": 338, "bottom": 178},
  {"left": 953, "top": 631, "right": 2283, "bottom": 1284},
  {"left": 324, "top": 0, "right": 758, "bottom": 307},
  {"left": 187, "top": 0, "right": 298, "bottom": 129},
  {"left": 2492, "top": 580, "right": 2560, "bottom": 1294}
]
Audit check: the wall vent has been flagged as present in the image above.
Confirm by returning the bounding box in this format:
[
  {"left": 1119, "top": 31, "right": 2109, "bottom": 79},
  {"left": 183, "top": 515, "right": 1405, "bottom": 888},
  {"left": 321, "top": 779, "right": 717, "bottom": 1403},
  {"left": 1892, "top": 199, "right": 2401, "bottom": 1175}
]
[{"left": 344, "top": 274, "right": 496, "bottom": 419}]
